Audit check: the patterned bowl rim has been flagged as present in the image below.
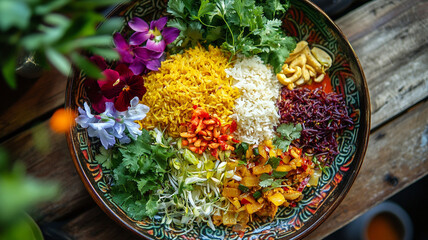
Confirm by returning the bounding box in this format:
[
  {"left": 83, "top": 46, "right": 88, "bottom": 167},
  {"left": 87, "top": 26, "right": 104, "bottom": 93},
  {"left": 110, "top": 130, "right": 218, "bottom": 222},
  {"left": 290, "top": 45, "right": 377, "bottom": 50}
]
[{"left": 65, "top": 0, "right": 371, "bottom": 239}]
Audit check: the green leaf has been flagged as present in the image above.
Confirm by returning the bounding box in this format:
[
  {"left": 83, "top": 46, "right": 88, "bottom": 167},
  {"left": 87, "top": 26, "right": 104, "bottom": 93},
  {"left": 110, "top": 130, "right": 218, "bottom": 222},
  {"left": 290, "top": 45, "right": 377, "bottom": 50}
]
[
  {"left": 259, "top": 173, "right": 271, "bottom": 181},
  {"left": 259, "top": 178, "right": 274, "bottom": 188},
  {"left": 95, "top": 147, "right": 114, "bottom": 169},
  {"left": 2, "top": 56, "right": 17, "bottom": 89},
  {"left": 271, "top": 179, "right": 283, "bottom": 188},
  {"left": 167, "top": 0, "right": 188, "bottom": 19},
  {"left": 274, "top": 123, "right": 302, "bottom": 151},
  {"left": 266, "top": 157, "right": 281, "bottom": 169},
  {"left": 45, "top": 48, "right": 71, "bottom": 76},
  {"left": 197, "top": 0, "right": 216, "bottom": 19},
  {"left": 272, "top": 170, "right": 287, "bottom": 178},
  {"left": 0, "top": 1, "right": 31, "bottom": 31},
  {"left": 145, "top": 195, "right": 159, "bottom": 218},
  {"left": 89, "top": 47, "right": 119, "bottom": 60},
  {"left": 71, "top": 0, "right": 130, "bottom": 9},
  {"left": 96, "top": 17, "right": 123, "bottom": 35},
  {"left": 67, "top": 35, "right": 113, "bottom": 50},
  {"left": 70, "top": 52, "right": 103, "bottom": 79},
  {"left": 35, "top": 0, "right": 70, "bottom": 15}
]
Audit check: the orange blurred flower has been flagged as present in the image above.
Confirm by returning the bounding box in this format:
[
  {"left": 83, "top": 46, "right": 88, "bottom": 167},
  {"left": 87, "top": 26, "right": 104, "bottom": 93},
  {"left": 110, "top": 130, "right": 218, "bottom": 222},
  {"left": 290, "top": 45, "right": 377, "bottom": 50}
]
[{"left": 49, "top": 108, "right": 77, "bottom": 133}]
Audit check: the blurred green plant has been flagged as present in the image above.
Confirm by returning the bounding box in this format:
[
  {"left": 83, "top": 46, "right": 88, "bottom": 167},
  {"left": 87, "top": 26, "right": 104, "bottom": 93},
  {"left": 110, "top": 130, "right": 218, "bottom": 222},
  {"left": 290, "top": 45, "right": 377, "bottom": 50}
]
[
  {"left": 0, "top": 0, "right": 128, "bottom": 89},
  {"left": 0, "top": 148, "right": 59, "bottom": 240}
]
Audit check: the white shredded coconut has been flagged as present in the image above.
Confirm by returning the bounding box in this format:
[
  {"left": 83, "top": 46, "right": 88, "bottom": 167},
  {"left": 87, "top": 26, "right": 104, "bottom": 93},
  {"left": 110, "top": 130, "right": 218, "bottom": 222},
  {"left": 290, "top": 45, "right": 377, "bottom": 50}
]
[{"left": 225, "top": 55, "right": 281, "bottom": 144}]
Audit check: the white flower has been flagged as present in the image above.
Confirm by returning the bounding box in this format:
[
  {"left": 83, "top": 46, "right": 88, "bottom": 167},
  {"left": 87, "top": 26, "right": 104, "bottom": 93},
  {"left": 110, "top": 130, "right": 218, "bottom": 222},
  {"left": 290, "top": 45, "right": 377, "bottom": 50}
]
[{"left": 75, "top": 97, "right": 150, "bottom": 149}]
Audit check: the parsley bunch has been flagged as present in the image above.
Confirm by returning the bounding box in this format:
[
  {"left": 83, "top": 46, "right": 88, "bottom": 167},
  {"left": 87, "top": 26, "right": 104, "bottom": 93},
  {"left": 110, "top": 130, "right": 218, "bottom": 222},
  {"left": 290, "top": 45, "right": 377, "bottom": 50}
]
[
  {"left": 96, "top": 129, "right": 175, "bottom": 220},
  {"left": 167, "top": 0, "right": 296, "bottom": 73}
]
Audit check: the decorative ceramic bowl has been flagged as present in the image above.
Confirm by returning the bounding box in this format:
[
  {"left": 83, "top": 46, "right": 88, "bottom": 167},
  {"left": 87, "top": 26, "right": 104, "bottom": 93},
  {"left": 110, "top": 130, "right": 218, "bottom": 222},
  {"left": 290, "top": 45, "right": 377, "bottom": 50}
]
[{"left": 66, "top": 0, "right": 370, "bottom": 239}]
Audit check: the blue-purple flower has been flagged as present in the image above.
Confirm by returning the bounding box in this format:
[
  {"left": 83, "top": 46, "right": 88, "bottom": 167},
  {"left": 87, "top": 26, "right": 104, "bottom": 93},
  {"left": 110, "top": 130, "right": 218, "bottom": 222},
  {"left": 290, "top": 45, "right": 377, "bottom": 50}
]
[
  {"left": 75, "top": 97, "right": 150, "bottom": 149},
  {"left": 128, "top": 17, "right": 180, "bottom": 53}
]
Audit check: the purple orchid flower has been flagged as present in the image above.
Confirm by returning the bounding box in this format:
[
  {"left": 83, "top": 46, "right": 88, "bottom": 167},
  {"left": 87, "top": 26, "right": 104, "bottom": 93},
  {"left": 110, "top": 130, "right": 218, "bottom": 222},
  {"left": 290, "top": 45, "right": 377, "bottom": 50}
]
[
  {"left": 128, "top": 16, "right": 180, "bottom": 52},
  {"left": 113, "top": 32, "right": 165, "bottom": 75},
  {"left": 113, "top": 32, "right": 135, "bottom": 64}
]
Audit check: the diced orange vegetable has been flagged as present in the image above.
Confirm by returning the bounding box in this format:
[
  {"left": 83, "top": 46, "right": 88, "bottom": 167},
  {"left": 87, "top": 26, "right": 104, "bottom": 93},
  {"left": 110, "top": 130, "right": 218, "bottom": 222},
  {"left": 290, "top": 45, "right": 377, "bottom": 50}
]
[
  {"left": 252, "top": 164, "right": 272, "bottom": 175},
  {"left": 227, "top": 161, "right": 238, "bottom": 170},
  {"left": 222, "top": 211, "right": 237, "bottom": 226},
  {"left": 230, "top": 198, "right": 241, "bottom": 209},
  {"left": 240, "top": 194, "right": 256, "bottom": 204},
  {"left": 222, "top": 187, "right": 241, "bottom": 198},
  {"left": 246, "top": 202, "right": 264, "bottom": 214},
  {"left": 182, "top": 139, "right": 189, "bottom": 146},
  {"left": 258, "top": 145, "right": 267, "bottom": 160},
  {"left": 283, "top": 190, "right": 302, "bottom": 200},
  {"left": 194, "top": 139, "right": 202, "bottom": 147},
  {"left": 269, "top": 148, "right": 277, "bottom": 158},
  {"left": 241, "top": 176, "right": 260, "bottom": 187},
  {"left": 276, "top": 165, "right": 293, "bottom": 172},
  {"left": 265, "top": 139, "right": 274, "bottom": 149},
  {"left": 268, "top": 192, "right": 286, "bottom": 206},
  {"left": 213, "top": 127, "right": 220, "bottom": 138},
  {"left": 203, "top": 119, "right": 216, "bottom": 125},
  {"left": 290, "top": 147, "right": 302, "bottom": 159},
  {"left": 246, "top": 146, "right": 253, "bottom": 159},
  {"left": 282, "top": 154, "right": 291, "bottom": 164},
  {"left": 180, "top": 132, "right": 196, "bottom": 138},
  {"left": 209, "top": 142, "right": 219, "bottom": 149}
]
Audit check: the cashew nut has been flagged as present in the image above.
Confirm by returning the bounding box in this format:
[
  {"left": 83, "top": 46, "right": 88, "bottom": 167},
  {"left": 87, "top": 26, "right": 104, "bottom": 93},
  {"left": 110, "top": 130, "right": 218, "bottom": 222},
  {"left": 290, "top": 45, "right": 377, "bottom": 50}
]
[
  {"left": 311, "top": 47, "right": 332, "bottom": 69},
  {"left": 277, "top": 66, "right": 302, "bottom": 85},
  {"left": 314, "top": 74, "right": 325, "bottom": 83},
  {"left": 290, "top": 54, "right": 307, "bottom": 68}
]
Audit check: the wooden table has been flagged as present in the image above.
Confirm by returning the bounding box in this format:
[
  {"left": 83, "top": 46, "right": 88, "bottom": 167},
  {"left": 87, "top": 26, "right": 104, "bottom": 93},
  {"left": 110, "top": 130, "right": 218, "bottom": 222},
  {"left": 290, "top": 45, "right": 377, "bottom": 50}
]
[{"left": 1, "top": 0, "right": 427, "bottom": 239}]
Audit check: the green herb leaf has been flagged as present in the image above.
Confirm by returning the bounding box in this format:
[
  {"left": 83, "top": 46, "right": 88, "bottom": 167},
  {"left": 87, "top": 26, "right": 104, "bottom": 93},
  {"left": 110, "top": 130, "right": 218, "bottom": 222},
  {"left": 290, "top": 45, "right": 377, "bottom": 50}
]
[
  {"left": 272, "top": 170, "right": 287, "bottom": 178},
  {"left": 259, "top": 173, "right": 271, "bottom": 181},
  {"left": 259, "top": 178, "right": 274, "bottom": 188},
  {"left": 266, "top": 157, "right": 281, "bottom": 169},
  {"left": 274, "top": 123, "right": 302, "bottom": 151}
]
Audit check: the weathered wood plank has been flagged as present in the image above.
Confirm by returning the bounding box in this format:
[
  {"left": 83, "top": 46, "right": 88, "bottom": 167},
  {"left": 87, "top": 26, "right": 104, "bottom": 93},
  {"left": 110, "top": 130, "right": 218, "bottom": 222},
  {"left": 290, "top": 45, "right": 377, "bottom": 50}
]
[
  {"left": 1, "top": 122, "right": 90, "bottom": 222},
  {"left": 336, "top": 0, "right": 428, "bottom": 129},
  {"left": 0, "top": 69, "right": 67, "bottom": 139}
]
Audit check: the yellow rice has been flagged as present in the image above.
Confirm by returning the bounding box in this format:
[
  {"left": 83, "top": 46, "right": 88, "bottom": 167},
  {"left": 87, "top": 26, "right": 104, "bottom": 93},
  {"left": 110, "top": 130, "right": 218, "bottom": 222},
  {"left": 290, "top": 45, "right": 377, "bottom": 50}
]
[{"left": 138, "top": 45, "right": 240, "bottom": 137}]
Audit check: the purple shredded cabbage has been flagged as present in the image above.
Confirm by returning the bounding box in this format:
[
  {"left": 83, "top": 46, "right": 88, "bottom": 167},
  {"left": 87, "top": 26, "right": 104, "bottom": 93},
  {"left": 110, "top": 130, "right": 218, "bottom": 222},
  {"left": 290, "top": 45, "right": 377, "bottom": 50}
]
[{"left": 277, "top": 87, "right": 353, "bottom": 164}]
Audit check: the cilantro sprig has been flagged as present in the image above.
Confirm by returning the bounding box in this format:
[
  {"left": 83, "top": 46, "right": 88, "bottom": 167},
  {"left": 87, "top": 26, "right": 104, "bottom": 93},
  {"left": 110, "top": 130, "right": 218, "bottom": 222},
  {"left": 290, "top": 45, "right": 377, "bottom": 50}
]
[
  {"left": 167, "top": 0, "right": 296, "bottom": 73},
  {"left": 273, "top": 123, "right": 302, "bottom": 151},
  {"left": 95, "top": 129, "right": 175, "bottom": 220}
]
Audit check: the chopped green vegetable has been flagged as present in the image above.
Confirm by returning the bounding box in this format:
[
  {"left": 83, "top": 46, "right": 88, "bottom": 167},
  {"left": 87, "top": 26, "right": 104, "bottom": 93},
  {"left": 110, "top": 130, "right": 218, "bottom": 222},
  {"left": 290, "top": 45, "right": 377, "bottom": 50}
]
[
  {"left": 273, "top": 123, "right": 302, "bottom": 151},
  {"left": 252, "top": 147, "right": 259, "bottom": 156},
  {"left": 238, "top": 184, "right": 250, "bottom": 192},
  {"left": 253, "top": 190, "right": 262, "bottom": 199}
]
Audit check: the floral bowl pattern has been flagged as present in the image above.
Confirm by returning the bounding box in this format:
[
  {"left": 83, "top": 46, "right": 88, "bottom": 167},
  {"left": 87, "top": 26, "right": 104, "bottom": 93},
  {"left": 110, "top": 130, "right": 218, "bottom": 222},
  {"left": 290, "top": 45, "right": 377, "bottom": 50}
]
[{"left": 66, "top": 0, "right": 370, "bottom": 239}]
